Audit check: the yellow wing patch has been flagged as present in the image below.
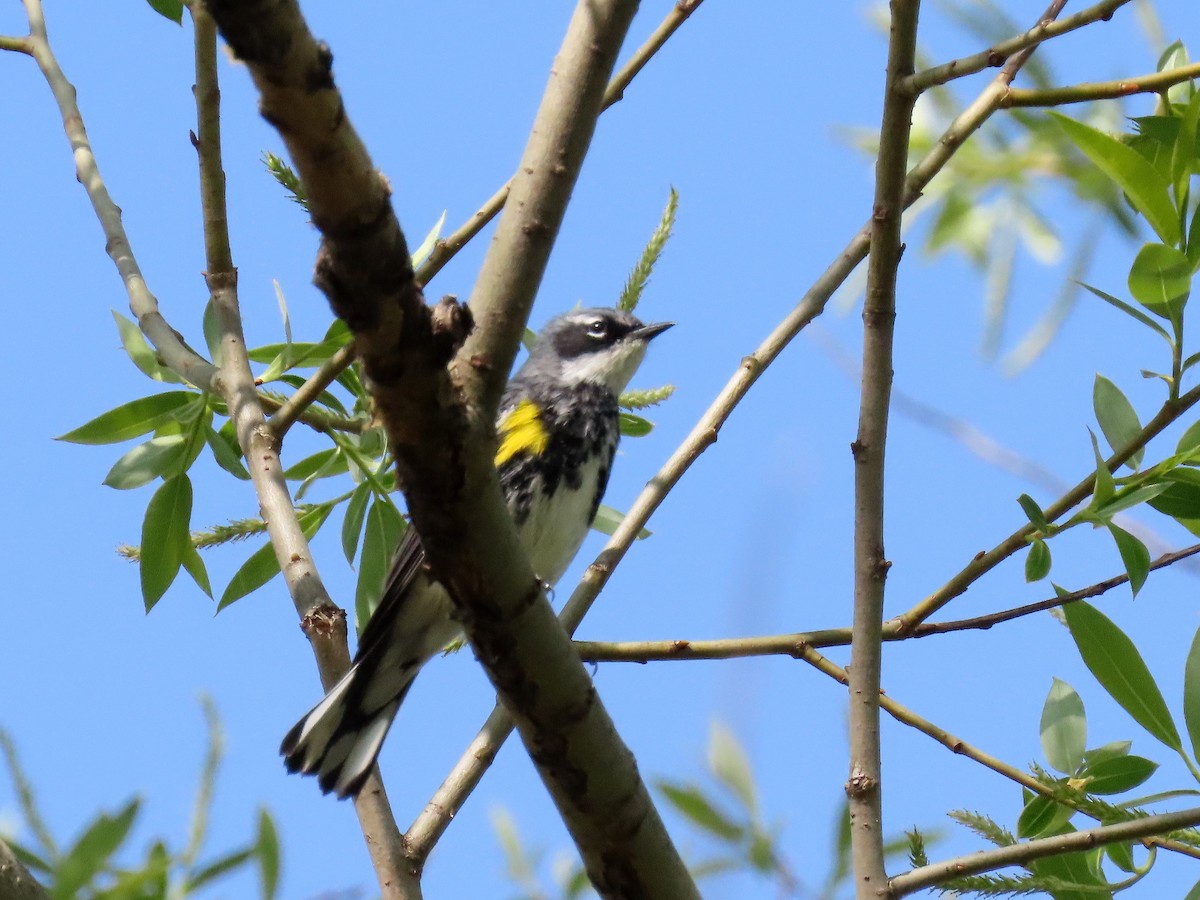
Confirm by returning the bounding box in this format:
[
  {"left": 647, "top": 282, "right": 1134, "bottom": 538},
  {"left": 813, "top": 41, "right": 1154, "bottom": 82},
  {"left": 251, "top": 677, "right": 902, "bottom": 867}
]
[{"left": 495, "top": 399, "right": 549, "bottom": 467}]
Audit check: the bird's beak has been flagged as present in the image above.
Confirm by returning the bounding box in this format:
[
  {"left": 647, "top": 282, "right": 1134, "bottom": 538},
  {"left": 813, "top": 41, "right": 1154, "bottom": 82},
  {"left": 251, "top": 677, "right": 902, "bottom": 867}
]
[{"left": 630, "top": 321, "right": 675, "bottom": 342}]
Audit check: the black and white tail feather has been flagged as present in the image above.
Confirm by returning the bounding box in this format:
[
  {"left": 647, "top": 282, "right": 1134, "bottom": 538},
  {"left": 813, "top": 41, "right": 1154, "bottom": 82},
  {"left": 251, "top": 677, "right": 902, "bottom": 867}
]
[{"left": 280, "top": 308, "right": 672, "bottom": 798}]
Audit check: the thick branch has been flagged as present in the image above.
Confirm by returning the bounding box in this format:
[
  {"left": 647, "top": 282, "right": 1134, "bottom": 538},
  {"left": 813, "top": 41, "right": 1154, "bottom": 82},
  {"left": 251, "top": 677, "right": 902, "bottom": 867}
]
[
  {"left": 889, "top": 808, "right": 1200, "bottom": 897},
  {"left": 847, "top": 3, "right": 921, "bottom": 893},
  {"left": 0, "top": 839, "right": 50, "bottom": 900}
]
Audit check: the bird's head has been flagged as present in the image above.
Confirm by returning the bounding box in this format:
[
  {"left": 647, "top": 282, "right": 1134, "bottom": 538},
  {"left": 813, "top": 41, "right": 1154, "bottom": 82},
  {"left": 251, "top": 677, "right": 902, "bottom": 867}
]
[{"left": 524, "top": 307, "right": 674, "bottom": 395}]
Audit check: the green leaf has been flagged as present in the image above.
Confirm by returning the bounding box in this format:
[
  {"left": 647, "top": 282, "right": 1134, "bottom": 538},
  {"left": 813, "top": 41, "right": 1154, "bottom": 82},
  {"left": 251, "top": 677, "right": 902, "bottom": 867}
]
[
  {"left": 1185, "top": 624, "right": 1200, "bottom": 767},
  {"left": 144, "top": 0, "right": 183, "bottom": 24},
  {"left": 655, "top": 780, "right": 744, "bottom": 841},
  {"left": 1104, "top": 839, "right": 1136, "bottom": 873},
  {"left": 1025, "top": 538, "right": 1052, "bottom": 582},
  {"left": 1092, "top": 375, "right": 1144, "bottom": 470},
  {"left": 1082, "top": 741, "right": 1131, "bottom": 768},
  {"left": 591, "top": 504, "right": 651, "bottom": 540},
  {"left": 184, "top": 847, "right": 256, "bottom": 893},
  {"left": 1083, "top": 755, "right": 1158, "bottom": 794},
  {"left": 140, "top": 474, "right": 193, "bottom": 611},
  {"left": 57, "top": 392, "right": 197, "bottom": 445},
  {"left": 53, "top": 799, "right": 140, "bottom": 897},
  {"left": 111, "top": 310, "right": 183, "bottom": 383},
  {"left": 1088, "top": 430, "right": 1116, "bottom": 509},
  {"left": 103, "top": 435, "right": 188, "bottom": 490},
  {"left": 1018, "top": 493, "right": 1050, "bottom": 530},
  {"left": 619, "top": 411, "right": 654, "bottom": 437},
  {"left": 1093, "top": 482, "right": 1169, "bottom": 518},
  {"left": 1063, "top": 601, "right": 1181, "bottom": 751},
  {"left": 341, "top": 482, "right": 372, "bottom": 565},
  {"left": 217, "top": 505, "right": 333, "bottom": 610},
  {"left": 1172, "top": 85, "right": 1200, "bottom": 188},
  {"left": 181, "top": 541, "right": 213, "bottom": 598},
  {"left": 283, "top": 447, "right": 346, "bottom": 481},
  {"left": 1079, "top": 281, "right": 1172, "bottom": 341},
  {"left": 410, "top": 210, "right": 447, "bottom": 268},
  {"left": 1029, "top": 831, "right": 1111, "bottom": 900},
  {"left": 203, "top": 297, "right": 223, "bottom": 365},
  {"left": 355, "top": 499, "right": 406, "bottom": 631},
  {"left": 1052, "top": 113, "right": 1180, "bottom": 246},
  {"left": 205, "top": 424, "right": 251, "bottom": 480},
  {"left": 1041, "top": 678, "right": 1086, "bottom": 774},
  {"left": 708, "top": 722, "right": 757, "bottom": 813},
  {"left": 255, "top": 808, "right": 280, "bottom": 900},
  {"left": 1107, "top": 523, "right": 1151, "bottom": 596},
  {"left": 1128, "top": 243, "right": 1191, "bottom": 321},
  {"left": 1186, "top": 878, "right": 1200, "bottom": 900},
  {"left": 1016, "top": 793, "right": 1072, "bottom": 839}
]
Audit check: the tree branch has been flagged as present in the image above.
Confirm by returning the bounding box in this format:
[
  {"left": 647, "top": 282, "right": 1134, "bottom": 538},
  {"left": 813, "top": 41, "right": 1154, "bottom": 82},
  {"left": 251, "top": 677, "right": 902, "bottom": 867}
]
[
  {"left": 847, "top": 2, "right": 921, "bottom": 892},
  {"left": 888, "top": 807, "right": 1200, "bottom": 897},
  {"left": 1000, "top": 60, "right": 1200, "bottom": 107},
  {"left": 0, "top": 839, "right": 51, "bottom": 900},
  {"left": 901, "top": 0, "right": 1131, "bottom": 94},
  {"left": 190, "top": 6, "right": 417, "bottom": 895},
  {"left": 15, "top": 0, "right": 219, "bottom": 390}
]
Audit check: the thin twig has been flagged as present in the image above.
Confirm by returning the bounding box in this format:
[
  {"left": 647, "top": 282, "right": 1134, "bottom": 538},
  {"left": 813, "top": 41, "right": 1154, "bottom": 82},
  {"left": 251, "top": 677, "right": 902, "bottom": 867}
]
[
  {"left": 1001, "top": 60, "right": 1200, "bottom": 107},
  {"left": 889, "top": 807, "right": 1200, "bottom": 896},
  {"left": 896, "top": 381, "right": 1200, "bottom": 632},
  {"left": 16, "top": 0, "right": 219, "bottom": 390},
  {"left": 902, "top": 0, "right": 1131, "bottom": 94},
  {"left": 267, "top": 341, "right": 358, "bottom": 438}
]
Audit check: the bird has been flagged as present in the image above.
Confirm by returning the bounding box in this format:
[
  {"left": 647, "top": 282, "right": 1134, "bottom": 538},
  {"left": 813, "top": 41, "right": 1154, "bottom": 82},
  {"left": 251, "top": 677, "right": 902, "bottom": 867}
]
[{"left": 281, "top": 306, "right": 674, "bottom": 798}]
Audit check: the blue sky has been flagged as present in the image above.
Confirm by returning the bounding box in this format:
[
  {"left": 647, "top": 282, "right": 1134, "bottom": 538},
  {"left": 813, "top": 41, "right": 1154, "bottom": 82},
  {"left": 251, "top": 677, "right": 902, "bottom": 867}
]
[{"left": 3, "top": 1, "right": 1200, "bottom": 898}]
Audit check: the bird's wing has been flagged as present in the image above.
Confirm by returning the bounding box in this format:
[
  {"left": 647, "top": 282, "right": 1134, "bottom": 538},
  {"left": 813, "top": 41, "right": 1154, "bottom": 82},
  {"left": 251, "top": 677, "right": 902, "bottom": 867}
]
[{"left": 354, "top": 523, "right": 427, "bottom": 660}]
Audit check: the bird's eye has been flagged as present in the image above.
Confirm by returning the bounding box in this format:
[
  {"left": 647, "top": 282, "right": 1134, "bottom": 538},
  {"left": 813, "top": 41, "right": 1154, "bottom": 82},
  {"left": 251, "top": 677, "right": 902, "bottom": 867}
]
[{"left": 587, "top": 319, "right": 608, "bottom": 338}]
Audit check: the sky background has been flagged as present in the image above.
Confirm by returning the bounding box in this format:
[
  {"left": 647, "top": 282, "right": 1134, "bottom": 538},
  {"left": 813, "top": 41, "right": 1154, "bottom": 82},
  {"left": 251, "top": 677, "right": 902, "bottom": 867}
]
[{"left": 3, "top": 1, "right": 1200, "bottom": 898}]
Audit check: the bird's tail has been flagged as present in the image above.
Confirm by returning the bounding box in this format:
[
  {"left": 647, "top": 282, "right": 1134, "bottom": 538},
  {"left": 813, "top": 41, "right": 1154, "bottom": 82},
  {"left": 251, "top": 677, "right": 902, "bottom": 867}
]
[{"left": 280, "top": 660, "right": 417, "bottom": 799}]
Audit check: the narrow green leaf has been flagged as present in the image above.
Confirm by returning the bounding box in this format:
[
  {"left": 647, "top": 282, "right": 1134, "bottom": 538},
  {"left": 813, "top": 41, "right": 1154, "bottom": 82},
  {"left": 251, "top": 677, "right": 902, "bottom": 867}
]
[
  {"left": 1185, "top": 878, "right": 1200, "bottom": 900},
  {"left": 410, "top": 210, "right": 447, "bottom": 268},
  {"left": 111, "top": 310, "right": 183, "bottom": 383},
  {"left": 355, "top": 499, "right": 406, "bottom": 631},
  {"left": 1063, "top": 601, "right": 1181, "bottom": 751},
  {"left": 1026, "top": 538, "right": 1052, "bottom": 582},
  {"left": 203, "top": 298, "right": 223, "bottom": 365},
  {"left": 619, "top": 412, "right": 654, "bottom": 437},
  {"left": 1018, "top": 493, "right": 1050, "bottom": 529},
  {"left": 591, "top": 504, "right": 651, "bottom": 540},
  {"left": 184, "top": 847, "right": 256, "bottom": 892},
  {"left": 103, "top": 435, "right": 188, "bottom": 490},
  {"left": 205, "top": 425, "right": 251, "bottom": 480},
  {"left": 1079, "top": 281, "right": 1172, "bottom": 341},
  {"left": 1041, "top": 678, "right": 1087, "bottom": 774},
  {"left": 57, "top": 392, "right": 197, "bottom": 445},
  {"left": 255, "top": 808, "right": 280, "bottom": 900},
  {"left": 655, "top": 780, "right": 744, "bottom": 841},
  {"left": 181, "top": 542, "right": 213, "bottom": 599},
  {"left": 1172, "top": 88, "right": 1200, "bottom": 188},
  {"left": 708, "top": 722, "right": 757, "bottom": 813},
  {"left": 1082, "top": 741, "right": 1131, "bottom": 768},
  {"left": 341, "top": 482, "right": 372, "bottom": 565},
  {"left": 1088, "top": 430, "right": 1116, "bottom": 509},
  {"left": 1107, "top": 523, "right": 1151, "bottom": 596},
  {"left": 1083, "top": 755, "right": 1158, "bottom": 794},
  {"left": 217, "top": 505, "right": 333, "bottom": 610},
  {"left": 1093, "top": 375, "right": 1144, "bottom": 470},
  {"left": 283, "top": 447, "right": 343, "bottom": 481},
  {"left": 1016, "top": 793, "right": 1072, "bottom": 839},
  {"left": 1093, "top": 482, "right": 1169, "bottom": 518},
  {"left": 53, "top": 799, "right": 140, "bottom": 897},
  {"left": 1185, "top": 624, "right": 1200, "bottom": 766},
  {"left": 1128, "top": 243, "right": 1191, "bottom": 321},
  {"left": 1052, "top": 113, "right": 1180, "bottom": 246},
  {"left": 141, "top": 474, "right": 193, "bottom": 611}
]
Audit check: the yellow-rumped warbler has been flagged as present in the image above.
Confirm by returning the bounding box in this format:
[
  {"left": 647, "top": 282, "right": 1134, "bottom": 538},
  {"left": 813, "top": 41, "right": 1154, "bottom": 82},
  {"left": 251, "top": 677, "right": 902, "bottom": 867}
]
[{"left": 281, "top": 307, "right": 673, "bottom": 797}]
